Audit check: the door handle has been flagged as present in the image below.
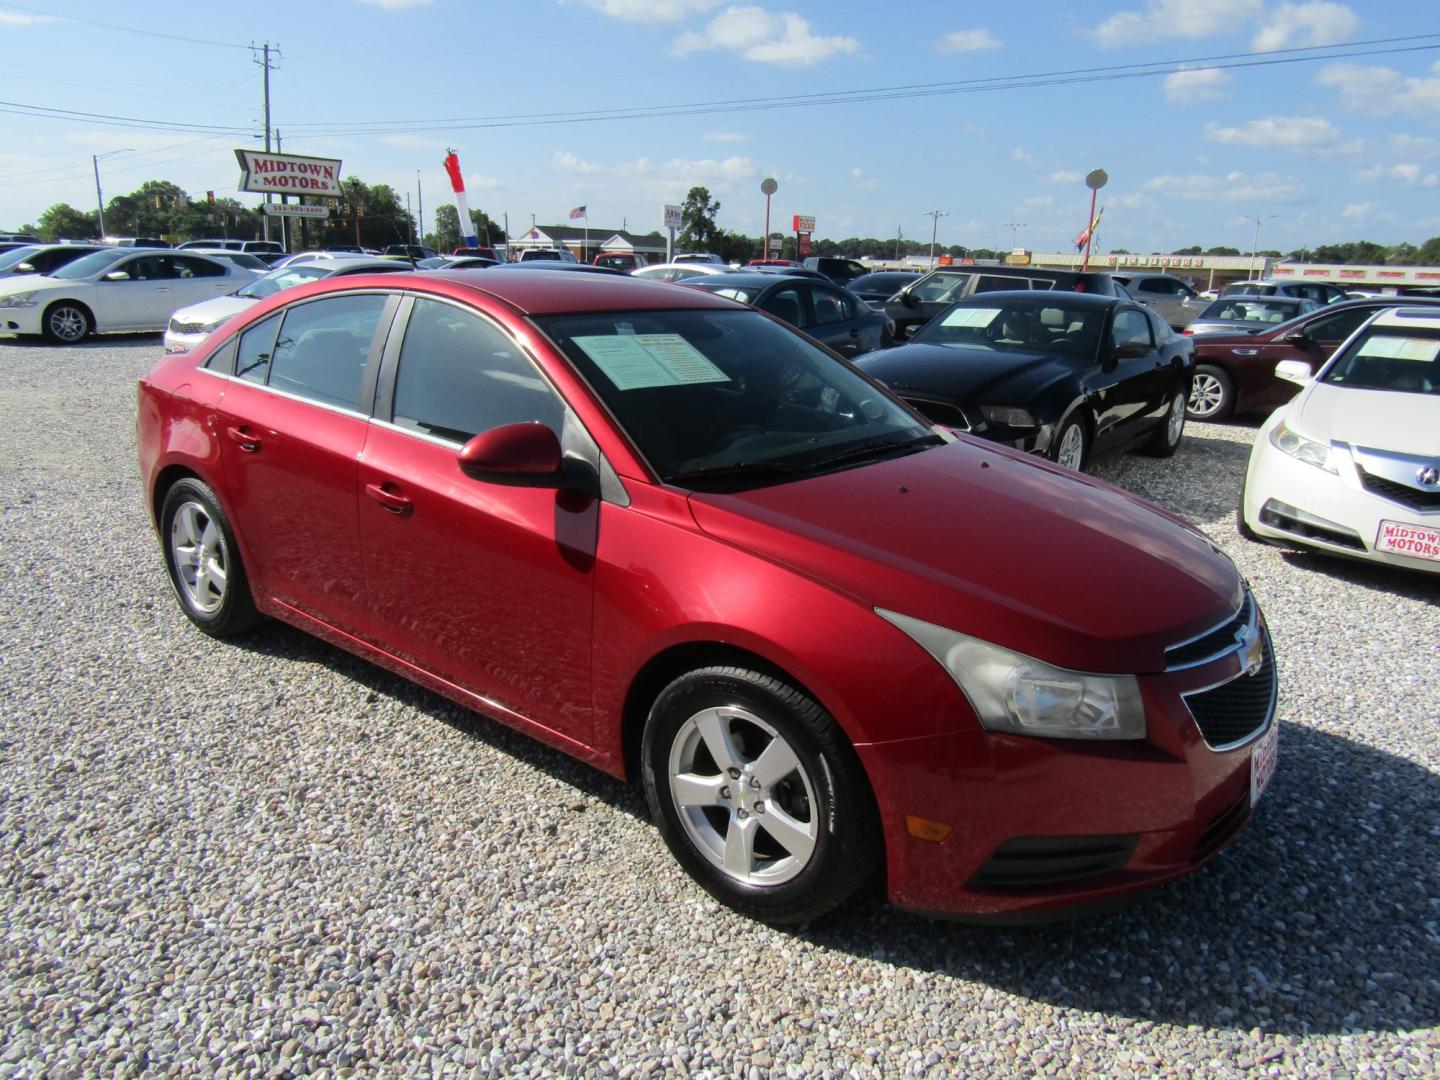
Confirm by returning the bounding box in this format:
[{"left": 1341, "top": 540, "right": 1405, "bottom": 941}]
[
  {"left": 365, "top": 482, "right": 413, "bottom": 516},
  {"left": 226, "top": 425, "right": 260, "bottom": 452}
]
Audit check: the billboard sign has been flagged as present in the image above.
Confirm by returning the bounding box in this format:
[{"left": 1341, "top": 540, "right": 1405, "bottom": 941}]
[
  {"left": 792, "top": 214, "right": 816, "bottom": 233},
  {"left": 235, "top": 150, "right": 344, "bottom": 196},
  {"left": 664, "top": 204, "right": 682, "bottom": 230}
]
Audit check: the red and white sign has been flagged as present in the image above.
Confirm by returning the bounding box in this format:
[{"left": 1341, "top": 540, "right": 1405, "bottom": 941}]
[
  {"left": 1375, "top": 520, "right": 1440, "bottom": 562},
  {"left": 235, "top": 150, "right": 344, "bottom": 197},
  {"left": 664, "top": 204, "right": 682, "bottom": 230},
  {"left": 792, "top": 214, "right": 815, "bottom": 233}
]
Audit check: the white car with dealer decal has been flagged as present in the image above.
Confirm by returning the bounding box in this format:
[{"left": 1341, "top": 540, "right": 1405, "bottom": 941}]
[{"left": 1240, "top": 306, "right": 1440, "bottom": 574}]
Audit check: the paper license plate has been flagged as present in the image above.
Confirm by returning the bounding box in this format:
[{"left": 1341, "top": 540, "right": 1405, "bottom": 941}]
[
  {"left": 1250, "top": 722, "right": 1279, "bottom": 808},
  {"left": 1375, "top": 520, "right": 1440, "bottom": 563}
]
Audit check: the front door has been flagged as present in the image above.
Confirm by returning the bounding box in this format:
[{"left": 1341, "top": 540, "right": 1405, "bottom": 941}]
[{"left": 358, "top": 296, "right": 598, "bottom": 745}]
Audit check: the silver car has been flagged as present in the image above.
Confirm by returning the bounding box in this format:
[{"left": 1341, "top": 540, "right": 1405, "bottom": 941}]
[
  {"left": 1183, "top": 295, "right": 1319, "bottom": 336},
  {"left": 1110, "top": 273, "right": 1205, "bottom": 329}
]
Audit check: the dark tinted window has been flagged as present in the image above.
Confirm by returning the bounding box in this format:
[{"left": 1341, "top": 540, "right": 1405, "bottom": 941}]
[
  {"left": 974, "top": 275, "right": 1033, "bottom": 294},
  {"left": 912, "top": 271, "right": 971, "bottom": 303},
  {"left": 267, "top": 294, "right": 387, "bottom": 409},
  {"left": 1305, "top": 306, "right": 1371, "bottom": 343},
  {"left": 759, "top": 286, "right": 804, "bottom": 326},
  {"left": 810, "top": 286, "right": 854, "bottom": 326},
  {"left": 121, "top": 255, "right": 169, "bottom": 281},
  {"left": 235, "top": 312, "right": 282, "bottom": 383},
  {"left": 391, "top": 297, "right": 564, "bottom": 443},
  {"left": 171, "top": 255, "right": 225, "bottom": 279},
  {"left": 1112, "top": 309, "right": 1153, "bottom": 349}
]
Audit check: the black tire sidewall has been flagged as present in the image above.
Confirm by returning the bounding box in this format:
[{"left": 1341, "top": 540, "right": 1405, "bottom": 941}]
[
  {"left": 641, "top": 667, "right": 877, "bottom": 924},
  {"left": 1145, "top": 390, "right": 1186, "bottom": 457},
  {"left": 158, "top": 478, "right": 259, "bottom": 637}
]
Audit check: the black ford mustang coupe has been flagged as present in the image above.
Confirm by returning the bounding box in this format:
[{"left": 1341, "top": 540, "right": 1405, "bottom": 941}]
[{"left": 857, "top": 291, "right": 1195, "bottom": 471}]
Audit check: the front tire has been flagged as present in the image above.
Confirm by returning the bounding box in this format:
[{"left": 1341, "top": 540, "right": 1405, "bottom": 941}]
[
  {"left": 159, "top": 478, "right": 262, "bottom": 637},
  {"left": 1050, "top": 413, "right": 1089, "bottom": 471},
  {"left": 641, "top": 666, "right": 880, "bottom": 924},
  {"left": 1142, "top": 389, "right": 1186, "bottom": 458},
  {"left": 1187, "top": 364, "right": 1234, "bottom": 421},
  {"left": 42, "top": 301, "right": 93, "bottom": 344}
]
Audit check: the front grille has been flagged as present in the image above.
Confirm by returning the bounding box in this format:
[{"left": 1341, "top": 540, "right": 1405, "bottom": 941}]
[
  {"left": 969, "top": 835, "right": 1137, "bottom": 889},
  {"left": 170, "top": 321, "right": 209, "bottom": 335},
  {"left": 1357, "top": 466, "right": 1440, "bottom": 511},
  {"left": 1166, "top": 593, "right": 1254, "bottom": 669},
  {"left": 1182, "top": 631, "right": 1277, "bottom": 749},
  {"left": 900, "top": 395, "right": 970, "bottom": 431}
]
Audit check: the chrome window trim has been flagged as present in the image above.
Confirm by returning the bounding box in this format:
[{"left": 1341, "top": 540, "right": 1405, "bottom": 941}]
[{"left": 193, "top": 366, "right": 371, "bottom": 422}]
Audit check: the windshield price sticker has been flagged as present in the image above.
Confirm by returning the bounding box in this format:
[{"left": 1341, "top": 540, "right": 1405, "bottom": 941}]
[
  {"left": 1375, "top": 520, "right": 1440, "bottom": 562},
  {"left": 575, "top": 334, "right": 730, "bottom": 391},
  {"left": 1359, "top": 336, "right": 1440, "bottom": 363},
  {"left": 940, "top": 307, "right": 1000, "bottom": 329},
  {"left": 1250, "top": 721, "right": 1278, "bottom": 807}
]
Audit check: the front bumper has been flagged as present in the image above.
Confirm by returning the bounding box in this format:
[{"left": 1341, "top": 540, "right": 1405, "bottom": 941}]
[
  {"left": 1242, "top": 422, "right": 1440, "bottom": 574},
  {"left": 0, "top": 305, "right": 46, "bottom": 335},
  {"left": 855, "top": 609, "right": 1277, "bottom": 919}
]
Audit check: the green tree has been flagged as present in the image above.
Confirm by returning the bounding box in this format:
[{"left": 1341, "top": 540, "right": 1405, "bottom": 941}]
[
  {"left": 1418, "top": 236, "right": 1440, "bottom": 264},
  {"left": 36, "top": 203, "right": 98, "bottom": 241},
  {"left": 678, "top": 186, "right": 722, "bottom": 252},
  {"left": 1205, "top": 246, "right": 1241, "bottom": 256},
  {"left": 1171, "top": 245, "right": 1203, "bottom": 255},
  {"left": 1385, "top": 242, "right": 1419, "bottom": 265},
  {"left": 427, "top": 203, "right": 502, "bottom": 251}
]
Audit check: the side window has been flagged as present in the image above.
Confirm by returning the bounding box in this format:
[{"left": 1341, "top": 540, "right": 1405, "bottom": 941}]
[
  {"left": 1144, "top": 278, "right": 1180, "bottom": 296},
  {"left": 1111, "top": 308, "right": 1153, "bottom": 349},
  {"left": 1145, "top": 308, "right": 1173, "bottom": 341},
  {"left": 268, "top": 294, "right": 387, "bottom": 410},
  {"left": 759, "top": 286, "right": 804, "bottom": 327},
  {"left": 1305, "top": 307, "right": 1369, "bottom": 343},
  {"left": 124, "top": 255, "right": 168, "bottom": 281},
  {"left": 391, "top": 297, "right": 564, "bottom": 443},
  {"left": 913, "top": 271, "right": 969, "bottom": 303},
  {"left": 172, "top": 256, "right": 224, "bottom": 279},
  {"left": 235, "top": 312, "right": 282, "bottom": 383},
  {"left": 202, "top": 337, "right": 238, "bottom": 375},
  {"left": 810, "top": 286, "right": 853, "bottom": 325},
  {"left": 973, "top": 275, "right": 1025, "bottom": 294}
]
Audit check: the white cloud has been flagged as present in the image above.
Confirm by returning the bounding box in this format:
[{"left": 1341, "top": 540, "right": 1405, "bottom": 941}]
[
  {"left": 1390, "top": 134, "right": 1440, "bottom": 159},
  {"left": 937, "top": 29, "right": 1000, "bottom": 54},
  {"left": 1316, "top": 63, "right": 1440, "bottom": 115},
  {"left": 703, "top": 132, "right": 750, "bottom": 143},
  {"left": 1252, "top": 2, "right": 1358, "bottom": 51},
  {"left": 1340, "top": 201, "right": 1376, "bottom": 219},
  {"left": 553, "top": 151, "right": 605, "bottom": 175},
  {"left": 583, "top": 0, "right": 720, "bottom": 20},
  {"left": 850, "top": 167, "right": 879, "bottom": 191},
  {"left": 1357, "top": 162, "right": 1438, "bottom": 186},
  {"left": 963, "top": 122, "right": 989, "bottom": 141},
  {"left": 1022, "top": 195, "right": 1055, "bottom": 208},
  {"left": 356, "top": 0, "right": 433, "bottom": 8},
  {"left": 672, "top": 7, "right": 859, "bottom": 66},
  {"left": 1050, "top": 170, "right": 1083, "bottom": 184},
  {"left": 1011, "top": 148, "right": 1037, "bottom": 165},
  {"left": 1203, "top": 115, "right": 1361, "bottom": 156},
  {"left": 1113, "top": 192, "right": 1154, "bottom": 210},
  {"left": 553, "top": 151, "right": 757, "bottom": 194},
  {"left": 1142, "top": 171, "right": 1307, "bottom": 202},
  {"left": 0, "top": 11, "right": 53, "bottom": 24},
  {"left": 1164, "top": 67, "right": 1230, "bottom": 104},
  {"left": 1091, "top": 0, "right": 1262, "bottom": 48}
]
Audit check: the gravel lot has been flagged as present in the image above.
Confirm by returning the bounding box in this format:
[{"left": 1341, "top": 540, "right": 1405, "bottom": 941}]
[{"left": 1, "top": 334, "right": 1436, "bottom": 1078}]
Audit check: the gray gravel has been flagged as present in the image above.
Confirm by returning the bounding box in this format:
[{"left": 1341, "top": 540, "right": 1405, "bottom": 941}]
[{"left": 1, "top": 334, "right": 1436, "bottom": 1078}]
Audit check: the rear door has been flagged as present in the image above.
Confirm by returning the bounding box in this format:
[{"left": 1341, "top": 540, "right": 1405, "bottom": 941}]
[{"left": 801, "top": 283, "right": 868, "bottom": 357}]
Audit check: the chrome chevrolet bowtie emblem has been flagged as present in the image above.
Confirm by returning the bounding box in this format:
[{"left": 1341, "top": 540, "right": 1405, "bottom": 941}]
[
  {"left": 1237, "top": 623, "right": 1264, "bottom": 678},
  {"left": 1419, "top": 466, "right": 1440, "bottom": 488}
]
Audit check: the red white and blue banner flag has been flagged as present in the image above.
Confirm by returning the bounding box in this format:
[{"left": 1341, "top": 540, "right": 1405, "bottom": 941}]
[{"left": 443, "top": 149, "right": 478, "bottom": 249}]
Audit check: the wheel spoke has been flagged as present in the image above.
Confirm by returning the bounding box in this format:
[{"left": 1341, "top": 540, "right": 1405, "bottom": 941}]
[
  {"left": 758, "top": 803, "right": 816, "bottom": 862},
  {"left": 175, "top": 504, "right": 203, "bottom": 547},
  {"left": 695, "top": 710, "right": 742, "bottom": 772},
  {"left": 197, "top": 555, "right": 227, "bottom": 599},
  {"left": 672, "top": 771, "right": 726, "bottom": 807},
  {"left": 722, "top": 814, "right": 759, "bottom": 876},
  {"left": 750, "top": 736, "right": 800, "bottom": 790}
]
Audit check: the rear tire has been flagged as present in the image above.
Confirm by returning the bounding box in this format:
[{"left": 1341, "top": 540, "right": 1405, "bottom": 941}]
[
  {"left": 1187, "top": 365, "right": 1234, "bottom": 421},
  {"left": 641, "top": 666, "right": 880, "bottom": 925},
  {"left": 159, "top": 478, "right": 263, "bottom": 637}
]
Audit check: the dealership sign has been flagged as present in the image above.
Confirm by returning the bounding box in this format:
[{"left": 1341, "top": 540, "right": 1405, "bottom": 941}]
[
  {"left": 262, "top": 203, "right": 331, "bottom": 219},
  {"left": 235, "top": 150, "right": 344, "bottom": 196},
  {"left": 793, "top": 214, "right": 816, "bottom": 233}
]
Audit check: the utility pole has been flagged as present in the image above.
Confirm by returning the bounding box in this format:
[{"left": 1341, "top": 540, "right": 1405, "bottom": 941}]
[
  {"left": 253, "top": 42, "right": 279, "bottom": 241},
  {"left": 92, "top": 149, "right": 133, "bottom": 240},
  {"left": 895, "top": 225, "right": 902, "bottom": 261},
  {"left": 416, "top": 170, "right": 424, "bottom": 249},
  {"left": 925, "top": 210, "right": 949, "bottom": 267},
  {"left": 1244, "top": 213, "right": 1276, "bottom": 279}
]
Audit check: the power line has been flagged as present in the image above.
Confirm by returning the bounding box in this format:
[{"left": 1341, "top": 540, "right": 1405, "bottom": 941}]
[{"left": 0, "top": 1, "right": 252, "bottom": 50}]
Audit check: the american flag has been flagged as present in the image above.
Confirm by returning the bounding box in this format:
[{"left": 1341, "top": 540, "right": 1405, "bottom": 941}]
[{"left": 569, "top": 205, "right": 587, "bottom": 220}]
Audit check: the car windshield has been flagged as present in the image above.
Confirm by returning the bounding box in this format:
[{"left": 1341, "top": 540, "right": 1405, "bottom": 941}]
[
  {"left": 51, "top": 248, "right": 132, "bottom": 279},
  {"left": 911, "top": 297, "right": 1106, "bottom": 357},
  {"left": 534, "top": 308, "right": 939, "bottom": 491},
  {"left": 685, "top": 281, "right": 764, "bottom": 305},
  {"left": 1322, "top": 326, "right": 1440, "bottom": 395},
  {"left": 0, "top": 246, "right": 41, "bottom": 271},
  {"left": 1198, "top": 297, "right": 1299, "bottom": 324},
  {"left": 237, "top": 264, "right": 330, "bottom": 299}
]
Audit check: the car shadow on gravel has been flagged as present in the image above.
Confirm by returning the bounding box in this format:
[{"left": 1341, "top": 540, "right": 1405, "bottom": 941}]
[
  {"left": 807, "top": 719, "right": 1439, "bottom": 1037},
  {"left": 1274, "top": 550, "right": 1440, "bottom": 605},
  {"left": 0, "top": 332, "right": 160, "bottom": 348},
  {"left": 223, "top": 624, "right": 1435, "bottom": 1037}
]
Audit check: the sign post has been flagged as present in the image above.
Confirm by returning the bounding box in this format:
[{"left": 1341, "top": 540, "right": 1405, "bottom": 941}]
[
  {"left": 1081, "top": 168, "right": 1107, "bottom": 273},
  {"left": 664, "top": 203, "right": 681, "bottom": 262},
  {"left": 793, "top": 214, "right": 815, "bottom": 261},
  {"left": 760, "top": 178, "right": 777, "bottom": 261}
]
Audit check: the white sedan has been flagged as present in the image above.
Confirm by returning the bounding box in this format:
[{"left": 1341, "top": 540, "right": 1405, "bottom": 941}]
[
  {"left": 0, "top": 248, "right": 257, "bottom": 343},
  {"left": 1240, "top": 306, "right": 1440, "bottom": 574}
]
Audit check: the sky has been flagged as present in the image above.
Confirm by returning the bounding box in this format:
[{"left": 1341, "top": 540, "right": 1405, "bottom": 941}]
[{"left": 3, "top": 0, "right": 1440, "bottom": 255}]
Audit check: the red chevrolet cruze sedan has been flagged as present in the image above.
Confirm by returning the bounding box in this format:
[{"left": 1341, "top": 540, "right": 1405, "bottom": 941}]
[{"left": 137, "top": 270, "right": 1279, "bottom": 924}]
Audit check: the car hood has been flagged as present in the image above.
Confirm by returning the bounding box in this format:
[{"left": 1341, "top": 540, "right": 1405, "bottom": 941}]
[
  {"left": 858, "top": 342, "right": 1074, "bottom": 402},
  {"left": 170, "top": 294, "right": 257, "bottom": 327},
  {"left": 0, "top": 274, "right": 90, "bottom": 297},
  {"left": 687, "top": 439, "right": 1241, "bottom": 674},
  {"left": 1296, "top": 382, "right": 1440, "bottom": 456}
]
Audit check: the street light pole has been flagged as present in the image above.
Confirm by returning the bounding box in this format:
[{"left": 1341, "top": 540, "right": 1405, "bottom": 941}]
[
  {"left": 1245, "top": 213, "right": 1277, "bottom": 278},
  {"left": 92, "top": 149, "right": 133, "bottom": 240},
  {"left": 925, "top": 210, "right": 949, "bottom": 266},
  {"left": 1002, "top": 222, "right": 1026, "bottom": 250}
]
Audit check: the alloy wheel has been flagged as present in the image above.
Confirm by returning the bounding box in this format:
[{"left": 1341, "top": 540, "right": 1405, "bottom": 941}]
[
  {"left": 1188, "top": 372, "right": 1225, "bottom": 419},
  {"left": 169, "top": 499, "right": 229, "bottom": 615}
]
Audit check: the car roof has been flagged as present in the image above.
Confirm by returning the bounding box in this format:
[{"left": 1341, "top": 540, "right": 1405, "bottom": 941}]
[
  {"left": 684, "top": 271, "right": 791, "bottom": 286},
  {"left": 953, "top": 289, "right": 1118, "bottom": 308},
  {"left": 1370, "top": 306, "right": 1440, "bottom": 329},
  {"left": 297, "top": 268, "right": 740, "bottom": 316}
]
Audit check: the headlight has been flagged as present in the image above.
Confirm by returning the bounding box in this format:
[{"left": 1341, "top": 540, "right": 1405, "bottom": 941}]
[
  {"left": 980, "top": 405, "right": 1038, "bottom": 428},
  {"left": 877, "top": 610, "right": 1146, "bottom": 740},
  {"left": 0, "top": 292, "right": 40, "bottom": 309},
  {"left": 1269, "top": 419, "right": 1335, "bottom": 474}
]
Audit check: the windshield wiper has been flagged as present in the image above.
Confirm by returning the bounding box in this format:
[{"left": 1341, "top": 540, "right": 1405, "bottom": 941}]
[
  {"left": 807, "top": 434, "right": 943, "bottom": 472},
  {"left": 666, "top": 460, "right": 804, "bottom": 487}
]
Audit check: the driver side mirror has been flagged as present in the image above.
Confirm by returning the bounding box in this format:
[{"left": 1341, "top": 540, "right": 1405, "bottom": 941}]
[
  {"left": 1112, "top": 341, "right": 1151, "bottom": 360},
  {"left": 103, "top": 270, "right": 131, "bottom": 282},
  {"left": 458, "top": 422, "right": 598, "bottom": 497},
  {"left": 1275, "top": 359, "right": 1313, "bottom": 386},
  {"left": 896, "top": 287, "right": 917, "bottom": 308},
  {"left": 13, "top": 262, "right": 37, "bottom": 275},
  {"left": 1280, "top": 329, "right": 1310, "bottom": 345}
]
